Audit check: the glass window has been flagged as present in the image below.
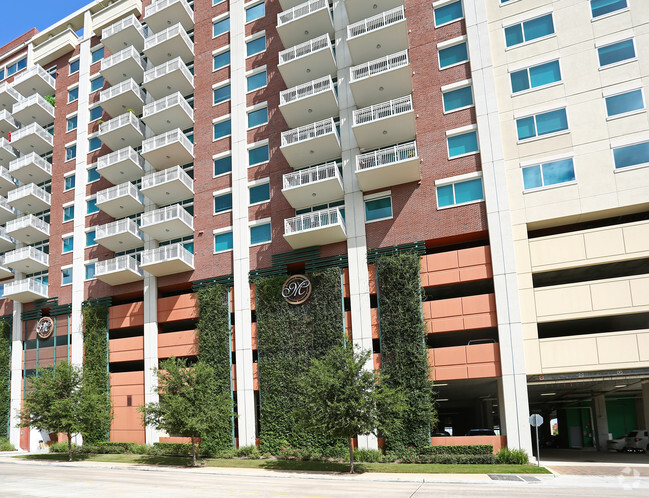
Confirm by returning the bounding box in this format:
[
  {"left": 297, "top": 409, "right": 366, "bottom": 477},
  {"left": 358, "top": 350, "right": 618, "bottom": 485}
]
[
  {"left": 64, "top": 175, "right": 75, "bottom": 191},
  {"left": 86, "top": 230, "right": 97, "bottom": 247},
  {"left": 62, "top": 236, "right": 74, "bottom": 253},
  {"left": 447, "top": 131, "right": 478, "bottom": 158},
  {"left": 434, "top": 1, "right": 463, "bottom": 26},
  {"left": 67, "top": 116, "right": 77, "bottom": 132},
  {"left": 90, "top": 106, "right": 103, "bottom": 121},
  {"left": 87, "top": 198, "right": 99, "bottom": 214},
  {"left": 439, "top": 42, "right": 468, "bottom": 68},
  {"left": 510, "top": 60, "right": 561, "bottom": 93},
  {"left": 70, "top": 59, "right": 80, "bottom": 74},
  {"left": 214, "top": 155, "right": 232, "bottom": 176},
  {"left": 249, "top": 144, "right": 269, "bottom": 165},
  {"left": 88, "top": 166, "right": 100, "bottom": 182},
  {"left": 6, "top": 57, "right": 26, "bottom": 76},
  {"left": 214, "top": 231, "right": 233, "bottom": 252},
  {"left": 246, "top": 3, "right": 265, "bottom": 22},
  {"left": 91, "top": 47, "right": 104, "bottom": 63},
  {"left": 365, "top": 197, "right": 392, "bottom": 222},
  {"left": 443, "top": 86, "right": 473, "bottom": 112},
  {"left": 63, "top": 205, "right": 75, "bottom": 221},
  {"left": 591, "top": 0, "right": 627, "bottom": 18},
  {"left": 213, "top": 51, "right": 230, "bottom": 70},
  {"left": 248, "top": 107, "right": 268, "bottom": 128},
  {"left": 214, "top": 192, "right": 232, "bottom": 213},
  {"left": 0, "top": 69, "right": 4, "bottom": 81},
  {"left": 213, "top": 17, "right": 230, "bottom": 37},
  {"left": 62, "top": 268, "right": 73, "bottom": 285},
  {"left": 605, "top": 90, "right": 644, "bottom": 117},
  {"left": 249, "top": 183, "right": 270, "bottom": 204},
  {"left": 247, "top": 70, "right": 267, "bottom": 91},
  {"left": 66, "top": 145, "right": 76, "bottom": 161},
  {"left": 598, "top": 39, "right": 635, "bottom": 67},
  {"left": 613, "top": 142, "right": 649, "bottom": 169},
  {"left": 85, "top": 263, "right": 96, "bottom": 280},
  {"left": 214, "top": 120, "right": 231, "bottom": 139},
  {"left": 250, "top": 223, "right": 271, "bottom": 244},
  {"left": 437, "top": 178, "right": 484, "bottom": 208},
  {"left": 68, "top": 87, "right": 79, "bottom": 103},
  {"left": 516, "top": 108, "right": 568, "bottom": 140},
  {"left": 89, "top": 137, "right": 102, "bottom": 151},
  {"left": 247, "top": 35, "right": 266, "bottom": 57},
  {"left": 522, "top": 158, "right": 575, "bottom": 190},
  {"left": 505, "top": 14, "right": 554, "bottom": 48},
  {"left": 213, "top": 85, "right": 231, "bottom": 104},
  {"left": 91, "top": 76, "right": 103, "bottom": 92}
]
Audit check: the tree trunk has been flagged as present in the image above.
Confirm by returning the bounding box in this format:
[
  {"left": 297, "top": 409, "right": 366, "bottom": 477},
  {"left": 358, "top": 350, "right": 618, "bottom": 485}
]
[
  {"left": 348, "top": 438, "right": 354, "bottom": 474},
  {"left": 67, "top": 433, "right": 72, "bottom": 462},
  {"left": 191, "top": 436, "right": 197, "bottom": 467}
]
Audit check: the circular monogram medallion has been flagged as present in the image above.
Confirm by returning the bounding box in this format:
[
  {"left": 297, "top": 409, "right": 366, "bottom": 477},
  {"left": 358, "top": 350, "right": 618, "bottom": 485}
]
[
  {"left": 36, "top": 316, "right": 54, "bottom": 340},
  {"left": 281, "top": 275, "right": 312, "bottom": 305}
]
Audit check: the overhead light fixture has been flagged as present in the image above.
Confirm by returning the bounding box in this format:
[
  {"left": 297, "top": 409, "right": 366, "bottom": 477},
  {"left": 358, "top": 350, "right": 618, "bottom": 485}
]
[
  {"left": 540, "top": 393, "right": 556, "bottom": 396},
  {"left": 437, "top": 398, "right": 448, "bottom": 402},
  {"left": 614, "top": 385, "right": 627, "bottom": 388},
  {"left": 435, "top": 383, "right": 448, "bottom": 387}
]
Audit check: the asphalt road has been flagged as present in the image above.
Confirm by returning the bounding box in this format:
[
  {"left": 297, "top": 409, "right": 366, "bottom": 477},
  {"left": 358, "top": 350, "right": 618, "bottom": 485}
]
[{"left": 1, "top": 461, "right": 648, "bottom": 497}]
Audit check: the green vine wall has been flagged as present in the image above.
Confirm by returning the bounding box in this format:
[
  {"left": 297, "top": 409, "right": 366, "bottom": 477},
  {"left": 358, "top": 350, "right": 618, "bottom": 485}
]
[
  {"left": 376, "top": 252, "right": 436, "bottom": 450},
  {"left": 255, "top": 268, "right": 346, "bottom": 454},
  {"left": 0, "top": 320, "right": 10, "bottom": 439}
]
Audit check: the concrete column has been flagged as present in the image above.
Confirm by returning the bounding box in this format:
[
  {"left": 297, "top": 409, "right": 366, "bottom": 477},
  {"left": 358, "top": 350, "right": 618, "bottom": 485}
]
[
  {"left": 642, "top": 382, "right": 649, "bottom": 432},
  {"left": 9, "top": 304, "right": 22, "bottom": 448},
  {"left": 142, "top": 270, "right": 159, "bottom": 444},
  {"left": 593, "top": 394, "right": 609, "bottom": 451}
]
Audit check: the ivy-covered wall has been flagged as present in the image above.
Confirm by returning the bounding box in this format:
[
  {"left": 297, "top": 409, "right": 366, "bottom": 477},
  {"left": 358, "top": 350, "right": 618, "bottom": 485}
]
[
  {"left": 0, "top": 320, "right": 10, "bottom": 439},
  {"left": 196, "top": 284, "right": 234, "bottom": 453},
  {"left": 376, "top": 252, "right": 436, "bottom": 450},
  {"left": 255, "top": 268, "right": 346, "bottom": 454}
]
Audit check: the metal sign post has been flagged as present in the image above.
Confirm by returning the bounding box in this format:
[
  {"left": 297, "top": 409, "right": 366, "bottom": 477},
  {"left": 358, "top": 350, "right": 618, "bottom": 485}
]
[{"left": 529, "top": 414, "right": 544, "bottom": 467}]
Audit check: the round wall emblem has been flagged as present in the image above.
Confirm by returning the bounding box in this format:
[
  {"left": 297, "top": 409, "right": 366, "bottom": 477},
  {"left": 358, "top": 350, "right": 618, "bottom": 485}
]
[
  {"left": 36, "top": 316, "right": 54, "bottom": 340},
  {"left": 281, "top": 275, "right": 312, "bottom": 305}
]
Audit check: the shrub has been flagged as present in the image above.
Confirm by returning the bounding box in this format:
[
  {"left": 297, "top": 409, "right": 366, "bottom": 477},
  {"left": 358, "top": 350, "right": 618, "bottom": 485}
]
[
  {"left": 151, "top": 442, "right": 193, "bottom": 456},
  {"left": 419, "top": 454, "right": 496, "bottom": 464},
  {"left": 0, "top": 438, "right": 15, "bottom": 451},
  {"left": 496, "top": 447, "right": 529, "bottom": 465},
  {"left": 49, "top": 442, "right": 76, "bottom": 453},
  {"left": 354, "top": 449, "right": 382, "bottom": 463},
  {"left": 236, "top": 445, "right": 257, "bottom": 457},
  {"left": 396, "top": 446, "right": 419, "bottom": 463},
  {"left": 212, "top": 448, "right": 236, "bottom": 459},
  {"left": 419, "top": 445, "right": 493, "bottom": 456},
  {"left": 130, "top": 444, "right": 150, "bottom": 454}
]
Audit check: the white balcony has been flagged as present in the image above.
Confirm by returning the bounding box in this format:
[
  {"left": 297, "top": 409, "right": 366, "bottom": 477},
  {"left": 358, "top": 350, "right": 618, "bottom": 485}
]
[
  {"left": 0, "top": 197, "right": 16, "bottom": 224},
  {"left": 144, "top": 23, "right": 194, "bottom": 66},
  {"left": 4, "top": 246, "right": 49, "bottom": 274},
  {"left": 0, "top": 110, "right": 19, "bottom": 138},
  {"left": 11, "top": 65, "right": 56, "bottom": 97},
  {"left": 0, "top": 168, "right": 17, "bottom": 197},
  {"left": 3, "top": 278, "right": 48, "bottom": 303},
  {"left": 282, "top": 162, "right": 343, "bottom": 209},
  {"left": 0, "top": 228, "right": 15, "bottom": 252},
  {"left": 344, "top": 0, "right": 404, "bottom": 23},
  {"left": 101, "top": 46, "right": 146, "bottom": 85},
  {"left": 94, "top": 0, "right": 144, "bottom": 37},
  {"left": 95, "top": 218, "right": 143, "bottom": 252},
  {"left": 95, "top": 255, "right": 144, "bottom": 286},
  {"left": 102, "top": 13, "right": 147, "bottom": 53},
  {"left": 144, "top": 0, "right": 194, "bottom": 33},
  {"left": 97, "top": 146, "right": 145, "bottom": 184},
  {"left": 0, "top": 83, "right": 22, "bottom": 112},
  {"left": 352, "top": 95, "right": 415, "bottom": 149},
  {"left": 140, "top": 204, "right": 193, "bottom": 242},
  {"left": 279, "top": 75, "right": 338, "bottom": 129},
  {"left": 6, "top": 215, "right": 49, "bottom": 244},
  {"left": 277, "top": 0, "right": 334, "bottom": 49},
  {"left": 140, "top": 243, "right": 194, "bottom": 277},
  {"left": 142, "top": 92, "right": 194, "bottom": 135},
  {"left": 10, "top": 123, "right": 53, "bottom": 156},
  {"left": 0, "top": 138, "right": 19, "bottom": 165},
  {"left": 140, "top": 165, "right": 193, "bottom": 205},
  {"left": 99, "top": 78, "right": 146, "bottom": 117},
  {"left": 12, "top": 94, "right": 55, "bottom": 128},
  {"left": 141, "top": 129, "right": 194, "bottom": 170},
  {"left": 278, "top": 34, "right": 337, "bottom": 88},
  {"left": 355, "top": 141, "right": 420, "bottom": 191},
  {"left": 0, "top": 257, "right": 13, "bottom": 279},
  {"left": 143, "top": 57, "right": 194, "bottom": 99},
  {"left": 7, "top": 183, "right": 51, "bottom": 214},
  {"left": 96, "top": 182, "right": 144, "bottom": 218},
  {"left": 284, "top": 207, "right": 346, "bottom": 249},
  {"left": 98, "top": 112, "right": 146, "bottom": 150},
  {"left": 349, "top": 50, "right": 412, "bottom": 108},
  {"left": 280, "top": 117, "right": 341, "bottom": 169},
  {"left": 347, "top": 6, "right": 408, "bottom": 64},
  {"left": 33, "top": 28, "right": 79, "bottom": 67},
  {"left": 279, "top": 0, "right": 307, "bottom": 9}
]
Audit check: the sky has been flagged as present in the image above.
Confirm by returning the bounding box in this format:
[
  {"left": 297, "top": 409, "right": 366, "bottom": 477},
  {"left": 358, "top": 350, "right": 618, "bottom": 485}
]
[{"left": 0, "top": 0, "right": 92, "bottom": 48}]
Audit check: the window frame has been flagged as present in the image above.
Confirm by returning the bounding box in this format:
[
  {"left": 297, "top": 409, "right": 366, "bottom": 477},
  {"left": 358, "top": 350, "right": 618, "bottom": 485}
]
[
  {"left": 247, "top": 104, "right": 268, "bottom": 129},
  {"left": 246, "top": 67, "right": 267, "bottom": 92},
  {"left": 62, "top": 235, "right": 74, "bottom": 254},
  {"left": 590, "top": 0, "right": 628, "bottom": 19},
  {"left": 212, "top": 14, "right": 230, "bottom": 38},
  {"left": 63, "top": 203, "right": 75, "bottom": 222},
  {"left": 213, "top": 80, "right": 232, "bottom": 105},
  {"left": 249, "top": 219, "right": 272, "bottom": 246},
  {"left": 68, "top": 86, "right": 79, "bottom": 103},
  {"left": 213, "top": 228, "right": 234, "bottom": 254},
  {"left": 213, "top": 188, "right": 233, "bottom": 214},
  {"left": 213, "top": 152, "right": 232, "bottom": 177},
  {"left": 433, "top": 0, "right": 464, "bottom": 28},
  {"left": 61, "top": 267, "right": 73, "bottom": 286},
  {"left": 597, "top": 38, "right": 636, "bottom": 68},
  {"left": 66, "top": 115, "right": 78, "bottom": 132},
  {"left": 515, "top": 107, "right": 569, "bottom": 142},
  {"left": 437, "top": 37, "right": 469, "bottom": 70},
  {"left": 69, "top": 58, "right": 80, "bottom": 75},
  {"left": 435, "top": 173, "right": 485, "bottom": 209},
  {"left": 612, "top": 140, "right": 649, "bottom": 171},
  {"left": 64, "top": 173, "right": 75, "bottom": 191},
  {"left": 245, "top": 1, "right": 265, "bottom": 23},
  {"left": 213, "top": 115, "right": 232, "bottom": 141},
  {"left": 504, "top": 13, "right": 555, "bottom": 49},
  {"left": 364, "top": 192, "right": 393, "bottom": 223},
  {"left": 65, "top": 143, "right": 77, "bottom": 162},
  {"left": 605, "top": 88, "right": 645, "bottom": 119},
  {"left": 521, "top": 156, "right": 577, "bottom": 192},
  {"left": 441, "top": 81, "right": 474, "bottom": 113},
  {"left": 246, "top": 32, "right": 266, "bottom": 57},
  {"left": 509, "top": 59, "right": 562, "bottom": 95},
  {"left": 248, "top": 179, "right": 270, "bottom": 206},
  {"left": 248, "top": 141, "right": 270, "bottom": 166},
  {"left": 446, "top": 126, "right": 479, "bottom": 159},
  {"left": 213, "top": 47, "right": 231, "bottom": 71}
]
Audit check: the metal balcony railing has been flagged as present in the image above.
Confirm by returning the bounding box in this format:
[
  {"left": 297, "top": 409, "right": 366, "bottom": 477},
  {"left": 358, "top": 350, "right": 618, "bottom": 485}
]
[
  {"left": 97, "top": 146, "right": 145, "bottom": 171},
  {"left": 101, "top": 46, "right": 145, "bottom": 72},
  {"left": 143, "top": 57, "right": 194, "bottom": 85},
  {"left": 0, "top": 82, "right": 22, "bottom": 103},
  {"left": 141, "top": 242, "right": 193, "bottom": 267},
  {"left": 353, "top": 95, "right": 413, "bottom": 125},
  {"left": 12, "top": 65, "right": 56, "bottom": 91},
  {"left": 141, "top": 128, "right": 194, "bottom": 155},
  {"left": 281, "top": 117, "right": 336, "bottom": 146},
  {"left": 99, "top": 78, "right": 145, "bottom": 104},
  {"left": 347, "top": 6, "right": 405, "bottom": 39},
  {"left": 146, "top": 0, "right": 194, "bottom": 20},
  {"left": 0, "top": 110, "right": 19, "bottom": 129},
  {"left": 95, "top": 218, "right": 141, "bottom": 240},
  {"left": 285, "top": 207, "right": 344, "bottom": 234},
  {"left": 4, "top": 278, "right": 48, "bottom": 297},
  {"left": 0, "top": 166, "right": 17, "bottom": 186},
  {"left": 279, "top": 33, "right": 331, "bottom": 65},
  {"left": 96, "top": 255, "right": 142, "bottom": 276},
  {"left": 11, "top": 123, "right": 53, "bottom": 146},
  {"left": 97, "top": 182, "right": 142, "bottom": 205},
  {"left": 356, "top": 141, "right": 417, "bottom": 172},
  {"left": 144, "top": 23, "right": 192, "bottom": 51},
  {"left": 6, "top": 215, "right": 49, "bottom": 235},
  {"left": 283, "top": 161, "right": 340, "bottom": 189},
  {"left": 12, "top": 93, "right": 54, "bottom": 117},
  {"left": 5, "top": 246, "right": 49, "bottom": 267},
  {"left": 140, "top": 203, "right": 193, "bottom": 229},
  {"left": 99, "top": 111, "right": 145, "bottom": 136},
  {"left": 102, "top": 13, "right": 147, "bottom": 41},
  {"left": 141, "top": 165, "right": 193, "bottom": 192},
  {"left": 9, "top": 152, "right": 51, "bottom": 177},
  {"left": 142, "top": 92, "right": 193, "bottom": 120},
  {"left": 279, "top": 75, "right": 334, "bottom": 106},
  {"left": 0, "top": 138, "right": 17, "bottom": 156},
  {"left": 350, "top": 50, "right": 409, "bottom": 82},
  {"left": 278, "top": 0, "right": 328, "bottom": 26},
  {"left": 0, "top": 228, "right": 15, "bottom": 244},
  {"left": 8, "top": 183, "right": 51, "bottom": 205},
  {"left": 0, "top": 197, "right": 16, "bottom": 215}
]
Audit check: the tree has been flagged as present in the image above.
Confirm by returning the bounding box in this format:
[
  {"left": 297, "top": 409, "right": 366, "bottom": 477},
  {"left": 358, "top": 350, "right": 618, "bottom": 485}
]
[
  {"left": 140, "top": 357, "right": 234, "bottom": 466},
  {"left": 18, "top": 361, "right": 110, "bottom": 462},
  {"left": 294, "top": 345, "right": 407, "bottom": 473}
]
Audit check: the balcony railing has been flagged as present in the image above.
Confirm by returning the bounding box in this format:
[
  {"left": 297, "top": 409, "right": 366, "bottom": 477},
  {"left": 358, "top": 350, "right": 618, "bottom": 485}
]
[
  {"left": 140, "top": 203, "right": 193, "bottom": 229},
  {"left": 0, "top": 227, "right": 15, "bottom": 244},
  {"left": 353, "top": 95, "right": 413, "bottom": 125},
  {"left": 102, "top": 13, "right": 147, "bottom": 41},
  {"left": 0, "top": 110, "right": 19, "bottom": 129},
  {"left": 0, "top": 138, "right": 17, "bottom": 156},
  {"left": 278, "top": 0, "right": 328, "bottom": 26},
  {"left": 350, "top": 50, "right": 409, "bottom": 82},
  {"left": 285, "top": 207, "right": 344, "bottom": 235},
  {"left": 8, "top": 183, "right": 51, "bottom": 205},
  {"left": 142, "top": 92, "right": 193, "bottom": 121},
  {"left": 12, "top": 65, "right": 56, "bottom": 92},
  {"left": 281, "top": 117, "right": 336, "bottom": 146},
  {"left": 144, "top": 22, "right": 192, "bottom": 50},
  {"left": 11, "top": 122, "right": 53, "bottom": 146},
  {"left": 99, "top": 111, "right": 145, "bottom": 136},
  {"left": 0, "top": 166, "right": 17, "bottom": 187},
  {"left": 283, "top": 161, "right": 339, "bottom": 189},
  {"left": 145, "top": 0, "right": 194, "bottom": 30},
  {"left": 12, "top": 93, "right": 55, "bottom": 118},
  {"left": 9, "top": 152, "right": 51, "bottom": 177},
  {"left": 96, "top": 254, "right": 142, "bottom": 277},
  {"left": 141, "top": 242, "right": 193, "bottom": 267},
  {"left": 95, "top": 218, "right": 141, "bottom": 240},
  {"left": 0, "top": 82, "right": 22, "bottom": 103},
  {"left": 279, "top": 75, "right": 334, "bottom": 106},
  {"left": 101, "top": 46, "right": 145, "bottom": 72},
  {"left": 141, "top": 165, "right": 193, "bottom": 192},
  {"left": 347, "top": 5, "right": 405, "bottom": 39},
  {"left": 279, "top": 33, "right": 331, "bottom": 65},
  {"left": 97, "top": 146, "right": 145, "bottom": 171},
  {"left": 99, "top": 78, "right": 145, "bottom": 104},
  {"left": 5, "top": 246, "right": 49, "bottom": 267},
  {"left": 6, "top": 214, "right": 49, "bottom": 236},
  {"left": 356, "top": 141, "right": 417, "bottom": 172},
  {"left": 4, "top": 278, "right": 48, "bottom": 300},
  {"left": 97, "top": 181, "right": 142, "bottom": 205},
  {"left": 143, "top": 57, "right": 194, "bottom": 85},
  {"left": 141, "top": 128, "right": 194, "bottom": 155}
]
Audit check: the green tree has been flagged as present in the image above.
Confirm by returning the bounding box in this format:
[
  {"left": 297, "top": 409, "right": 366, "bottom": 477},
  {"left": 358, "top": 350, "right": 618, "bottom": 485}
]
[
  {"left": 18, "top": 361, "right": 110, "bottom": 462},
  {"left": 140, "top": 357, "right": 234, "bottom": 466},
  {"left": 294, "top": 345, "right": 407, "bottom": 473}
]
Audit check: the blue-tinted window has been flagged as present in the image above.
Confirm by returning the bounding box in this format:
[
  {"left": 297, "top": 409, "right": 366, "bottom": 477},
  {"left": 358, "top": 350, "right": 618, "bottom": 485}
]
[
  {"left": 434, "top": 1, "right": 463, "bottom": 26},
  {"left": 516, "top": 108, "right": 568, "bottom": 140},
  {"left": 214, "top": 155, "right": 232, "bottom": 176},
  {"left": 439, "top": 42, "right": 468, "bottom": 68},
  {"left": 511, "top": 60, "right": 561, "bottom": 93},
  {"left": 67, "top": 116, "right": 77, "bottom": 132},
  {"left": 87, "top": 198, "right": 99, "bottom": 214},
  {"left": 214, "top": 232, "right": 233, "bottom": 252},
  {"left": 522, "top": 158, "right": 575, "bottom": 190},
  {"left": 214, "top": 51, "right": 230, "bottom": 70},
  {"left": 88, "top": 167, "right": 100, "bottom": 182},
  {"left": 214, "top": 120, "right": 231, "bottom": 139},
  {"left": 246, "top": 3, "right": 265, "bottom": 22},
  {"left": 86, "top": 230, "right": 97, "bottom": 247},
  {"left": 64, "top": 175, "right": 75, "bottom": 191},
  {"left": 248, "top": 107, "right": 268, "bottom": 128},
  {"left": 6, "top": 57, "right": 26, "bottom": 76},
  {"left": 92, "top": 47, "right": 104, "bottom": 63},
  {"left": 0, "top": 69, "right": 4, "bottom": 81},
  {"left": 85, "top": 263, "right": 96, "bottom": 280},
  {"left": 365, "top": 197, "right": 392, "bottom": 222},
  {"left": 249, "top": 183, "right": 270, "bottom": 204},
  {"left": 213, "top": 85, "right": 231, "bottom": 104},
  {"left": 437, "top": 178, "right": 484, "bottom": 208},
  {"left": 89, "top": 137, "right": 102, "bottom": 151},
  {"left": 591, "top": 0, "right": 627, "bottom": 18},
  {"left": 247, "top": 35, "right": 266, "bottom": 57},
  {"left": 606, "top": 90, "right": 644, "bottom": 117},
  {"left": 91, "top": 76, "right": 103, "bottom": 92},
  {"left": 213, "top": 17, "right": 230, "bottom": 37},
  {"left": 613, "top": 142, "right": 649, "bottom": 169},
  {"left": 62, "top": 268, "right": 73, "bottom": 285},
  {"left": 66, "top": 145, "right": 76, "bottom": 161},
  {"left": 214, "top": 192, "right": 232, "bottom": 213},
  {"left": 247, "top": 70, "right": 267, "bottom": 91},
  {"left": 505, "top": 14, "right": 554, "bottom": 48},
  {"left": 447, "top": 131, "right": 478, "bottom": 158},
  {"left": 443, "top": 86, "right": 473, "bottom": 112},
  {"left": 90, "top": 106, "right": 103, "bottom": 121},
  {"left": 62, "top": 236, "right": 74, "bottom": 253},
  {"left": 598, "top": 39, "right": 635, "bottom": 67},
  {"left": 70, "top": 59, "right": 80, "bottom": 74},
  {"left": 250, "top": 223, "right": 271, "bottom": 244},
  {"left": 68, "top": 87, "right": 79, "bottom": 103},
  {"left": 249, "top": 144, "right": 269, "bottom": 165},
  {"left": 63, "top": 205, "right": 75, "bottom": 222}
]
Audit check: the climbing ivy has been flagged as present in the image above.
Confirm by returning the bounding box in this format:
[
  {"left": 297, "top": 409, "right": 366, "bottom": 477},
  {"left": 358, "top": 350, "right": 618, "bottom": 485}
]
[
  {"left": 255, "top": 268, "right": 346, "bottom": 454},
  {"left": 0, "top": 320, "right": 10, "bottom": 439},
  {"left": 196, "top": 284, "right": 234, "bottom": 454},
  {"left": 376, "top": 252, "right": 437, "bottom": 451}
]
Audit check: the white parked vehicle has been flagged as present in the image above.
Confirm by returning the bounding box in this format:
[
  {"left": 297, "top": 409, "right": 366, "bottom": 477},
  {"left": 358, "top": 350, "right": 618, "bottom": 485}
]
[
  {"left": 624, "top": 430, "right": 648, "bottom": 452},
  {"left": 606, "top": 436, "right": 626, "bottom": 452}
]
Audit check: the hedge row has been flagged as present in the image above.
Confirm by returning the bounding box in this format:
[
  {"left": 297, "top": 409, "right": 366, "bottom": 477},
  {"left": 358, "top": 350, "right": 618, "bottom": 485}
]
[{"left": 0, "top": 320, "right": 10, "bottom": 439}]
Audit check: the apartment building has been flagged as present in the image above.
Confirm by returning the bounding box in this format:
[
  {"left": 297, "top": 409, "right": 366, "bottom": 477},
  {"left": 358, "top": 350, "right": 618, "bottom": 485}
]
[{"left": 0, "top": 0, "right": 646, "bottom": 455}]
